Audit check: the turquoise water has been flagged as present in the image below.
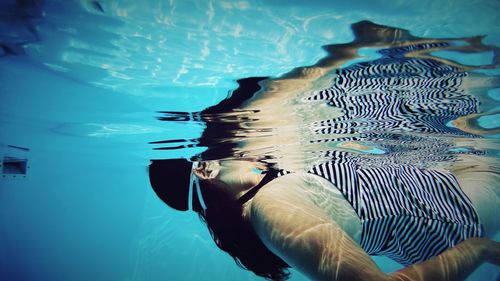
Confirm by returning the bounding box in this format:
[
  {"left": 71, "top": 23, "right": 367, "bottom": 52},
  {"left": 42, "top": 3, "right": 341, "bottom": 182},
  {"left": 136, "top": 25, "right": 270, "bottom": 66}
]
[{"left": 1, "top": 0, "right": 499, "bottom": 280}]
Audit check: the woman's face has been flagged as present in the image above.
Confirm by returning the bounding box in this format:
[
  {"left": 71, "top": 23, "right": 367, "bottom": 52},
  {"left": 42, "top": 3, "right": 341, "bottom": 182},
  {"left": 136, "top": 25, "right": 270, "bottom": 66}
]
[{"left": 196, "top": 159, "right": 266, "bottom": 198}]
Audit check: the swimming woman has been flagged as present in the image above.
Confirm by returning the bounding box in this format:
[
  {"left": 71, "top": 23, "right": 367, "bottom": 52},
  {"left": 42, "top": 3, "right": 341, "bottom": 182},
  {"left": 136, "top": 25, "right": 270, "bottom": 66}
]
[{"left": 149, "top": 21, "right": 500, "bottom": 281}]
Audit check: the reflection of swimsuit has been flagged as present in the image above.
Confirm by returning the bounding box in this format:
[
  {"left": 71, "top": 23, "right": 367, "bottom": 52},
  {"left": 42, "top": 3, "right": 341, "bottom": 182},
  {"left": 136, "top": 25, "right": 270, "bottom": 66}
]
[
  {"left": 304, "top": 56, "right": 482, "bottom": 167},
  {"left": 281, "top": 161, "right": 484, "bottom": 266},
  {"left": 307, "top": 54, "right": 477, "bottom": 138}
]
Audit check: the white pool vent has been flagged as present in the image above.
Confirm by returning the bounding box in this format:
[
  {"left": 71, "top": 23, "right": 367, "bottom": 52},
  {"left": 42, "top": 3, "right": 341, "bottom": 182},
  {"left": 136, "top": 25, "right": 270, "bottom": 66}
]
[{"left": 1, "top": 144, "right": 30, "bottom": 179}]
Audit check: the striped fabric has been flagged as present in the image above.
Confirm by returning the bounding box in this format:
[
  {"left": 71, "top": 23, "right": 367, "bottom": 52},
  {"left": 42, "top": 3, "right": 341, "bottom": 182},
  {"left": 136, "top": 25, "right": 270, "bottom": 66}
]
[
  {"left": 304, "top": 161, "right": 483, "bottom": 265},
  {"left": 299, "top": 54, "right": 486, "bottom": 170},
  {"left": 275, "top": 46, "right": 485, "bottom": 265},
  {"left": 282, "top": 49, "right": 483, "bottom": 265},
  {"left": 305, "top": 57, "right": 478, "bottom": 137}
]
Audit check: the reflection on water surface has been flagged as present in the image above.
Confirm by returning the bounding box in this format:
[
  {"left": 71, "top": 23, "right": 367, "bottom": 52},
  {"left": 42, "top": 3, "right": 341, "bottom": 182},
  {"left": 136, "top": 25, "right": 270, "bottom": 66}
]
[{"left": 152, "top": 21, "right": 500, "bottom": 172}]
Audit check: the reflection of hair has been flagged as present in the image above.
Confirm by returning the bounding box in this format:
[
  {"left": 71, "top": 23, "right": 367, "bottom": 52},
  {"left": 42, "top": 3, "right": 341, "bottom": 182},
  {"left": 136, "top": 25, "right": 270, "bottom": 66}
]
[
  {"left": 152, "top": 76, "right": 289, "bottom": 279},
  {"left": 198, "top": 179, "right": 290, "bottom": 281},
  {"left": 197, "top": 76, "right": 269, "bottom": 160},
  {"left": 194, "top": 77, "right": 290, "bottom": 280}
]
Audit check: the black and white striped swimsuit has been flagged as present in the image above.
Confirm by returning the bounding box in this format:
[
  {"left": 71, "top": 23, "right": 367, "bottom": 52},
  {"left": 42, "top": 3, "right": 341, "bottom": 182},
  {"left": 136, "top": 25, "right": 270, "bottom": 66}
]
[
  {"left": 286, "top": 160, "right": 484, "bottom": 265},
  {"left": 274, "top": 45, "right": 485, "bottom": 265}
]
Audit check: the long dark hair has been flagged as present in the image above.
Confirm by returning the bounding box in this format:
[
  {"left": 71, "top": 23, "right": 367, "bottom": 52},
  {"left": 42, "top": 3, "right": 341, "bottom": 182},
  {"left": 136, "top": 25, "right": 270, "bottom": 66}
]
[
  {"left": 197, "top": 178, "right": 290, "bottom": 281},
  {"left": 153, "top": 76, "right": 291, "bottom": 280},
  {"left": 196, "top": 77, "right": 291, "bottom": 279}
]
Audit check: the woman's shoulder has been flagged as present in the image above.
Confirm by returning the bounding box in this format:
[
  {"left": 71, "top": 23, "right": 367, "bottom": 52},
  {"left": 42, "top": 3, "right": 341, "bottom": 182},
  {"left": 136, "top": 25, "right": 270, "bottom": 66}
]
[
  {"left": 252, "top": 171, "right": 354, "bottom": 207},
  {"left": 246, "top": 173, "right": 375, "bottom": 281},
  {"left": 251, "top": 172, "right": 341, "bottom": 208},
  {"left": 248, "top": 172, "right": 362, "bottom": 243},
  {"left": 249, "top": 173, "right": 319, "bottom": 213},
  {"left": 247, "top": 172, "right": 340, "bottom": 254}
]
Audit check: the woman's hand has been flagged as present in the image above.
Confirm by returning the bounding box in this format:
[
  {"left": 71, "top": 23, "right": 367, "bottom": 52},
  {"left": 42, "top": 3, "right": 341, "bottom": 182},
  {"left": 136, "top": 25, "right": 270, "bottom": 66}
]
[
  {"left": 389, "top": 237, "right": 499, "bottom": 281},
  {"left": 457, "top": 238, "right": 500, "bottom": 265},
  {"left": 480, "top": 238, "right": 500, "bottom": 265}
]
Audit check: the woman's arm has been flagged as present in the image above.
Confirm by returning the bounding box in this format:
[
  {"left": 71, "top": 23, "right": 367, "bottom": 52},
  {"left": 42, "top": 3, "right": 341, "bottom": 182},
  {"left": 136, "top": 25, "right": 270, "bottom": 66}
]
[
  {"left": 390, "top": 238, "right": 498, "bottom": 281},
  {"left": 248, "top": 174, "right": 498, "bottom": 281},
  {"left": 248, "top": 174, "right": 387, "bottom": 281}
]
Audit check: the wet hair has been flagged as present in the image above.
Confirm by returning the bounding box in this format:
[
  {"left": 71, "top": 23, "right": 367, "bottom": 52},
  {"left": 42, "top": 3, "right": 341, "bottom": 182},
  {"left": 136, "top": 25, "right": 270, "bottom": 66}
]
[
  {"left": 153, "top": 77, "right": 269, "bottom": 160},
  {"left": 151, "top": 76, "right": 290, "bottom": 280},
  {"left": 193, "top": 77, "right": 291, "bottom": 280},
  {"left": 198, "top": 76, "right": 269, "bottom": 160},
  {"left": 197, "top": 178, "right": 290, "bottom": 281}
]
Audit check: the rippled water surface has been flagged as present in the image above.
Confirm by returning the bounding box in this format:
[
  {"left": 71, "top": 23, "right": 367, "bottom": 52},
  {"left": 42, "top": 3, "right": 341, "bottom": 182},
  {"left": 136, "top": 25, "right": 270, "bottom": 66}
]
[{"left": 155, "top": 22, "right": 500, "bottom": 175}]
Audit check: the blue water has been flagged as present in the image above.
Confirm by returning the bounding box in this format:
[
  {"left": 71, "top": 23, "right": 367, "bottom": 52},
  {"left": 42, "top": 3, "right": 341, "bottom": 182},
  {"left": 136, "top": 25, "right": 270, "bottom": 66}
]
[{"left": 1, "top": 0, "right": 499, "bottom": 280}]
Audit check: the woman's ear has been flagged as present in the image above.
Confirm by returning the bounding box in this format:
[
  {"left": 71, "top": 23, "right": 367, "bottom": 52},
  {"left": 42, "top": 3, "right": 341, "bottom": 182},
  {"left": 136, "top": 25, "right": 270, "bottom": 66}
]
[{"left": 194, "top": 161, "right": 220, "bottom": 180}]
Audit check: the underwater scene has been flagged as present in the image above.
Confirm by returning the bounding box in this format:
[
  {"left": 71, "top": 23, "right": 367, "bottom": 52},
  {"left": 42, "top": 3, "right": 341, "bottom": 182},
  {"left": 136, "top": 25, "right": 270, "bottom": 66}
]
[{"left": 1, "top": 0, "right": 499, "bottom": 281}]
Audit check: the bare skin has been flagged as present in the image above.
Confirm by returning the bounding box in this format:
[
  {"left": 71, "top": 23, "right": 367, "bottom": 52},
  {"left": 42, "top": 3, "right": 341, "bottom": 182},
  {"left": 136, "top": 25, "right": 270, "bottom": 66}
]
[
  {"left": 195, "top": 159, "right": 500, "bottom": 281},
  {"left": 449, "top": 154, "right": 500, "bottom": 236}
]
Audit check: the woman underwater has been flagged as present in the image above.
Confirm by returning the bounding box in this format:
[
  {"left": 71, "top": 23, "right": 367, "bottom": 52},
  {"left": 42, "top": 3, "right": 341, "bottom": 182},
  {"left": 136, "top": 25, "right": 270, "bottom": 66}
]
[{"left": 148, "top": 21, "right": 500, "bottom": 281}]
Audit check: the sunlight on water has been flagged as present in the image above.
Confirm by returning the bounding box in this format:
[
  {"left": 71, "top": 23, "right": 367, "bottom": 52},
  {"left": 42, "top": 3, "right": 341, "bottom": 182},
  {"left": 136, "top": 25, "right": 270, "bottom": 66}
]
[{"left": 153, "top": 22, "right": 500, "bottom": 174}]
